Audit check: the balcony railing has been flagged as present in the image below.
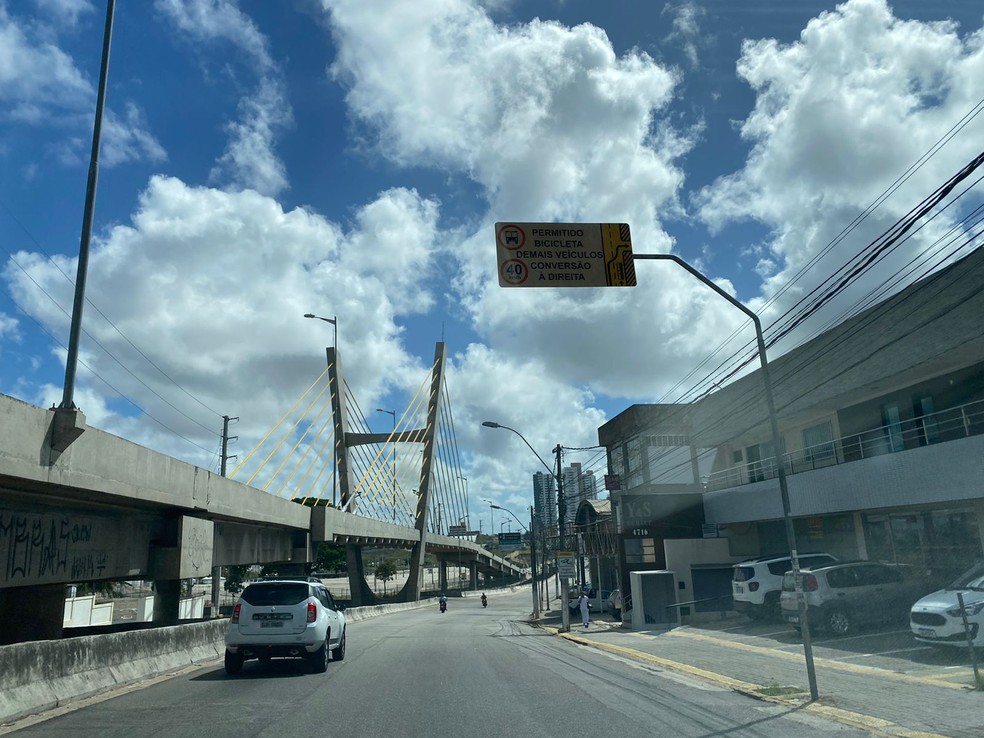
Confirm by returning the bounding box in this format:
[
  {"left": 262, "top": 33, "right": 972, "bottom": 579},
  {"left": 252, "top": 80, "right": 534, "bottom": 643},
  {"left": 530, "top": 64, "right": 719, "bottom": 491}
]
[{"left": 703, "top": 397, "right": 984, "bottom": 492}]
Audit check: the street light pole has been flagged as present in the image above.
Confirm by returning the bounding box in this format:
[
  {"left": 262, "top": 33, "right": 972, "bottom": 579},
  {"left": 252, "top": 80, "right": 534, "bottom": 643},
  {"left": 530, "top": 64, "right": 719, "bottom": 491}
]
[
  {"left": 634, "top": 253, "right": 819, "bottom": 701},
  {"left": 376, "top": 408, "right": 397, "bottom": 522},
  {"left": 482, "top": 421, "right": 570, "bottom": 632},
  {"left": 304, "top": 313, "right": 339, "bottom": 505},
  {"left": 483, "top": 499, "right": 495, "bottom": 544},
  {"left": 458, "top": 476, "right": 469, "bottom": 533},
  {"left": 60, "top": 0, "right": 116, "bottom": 414},
  {"left": 491, "top": 503, "right": 539, "bottom": 618}
]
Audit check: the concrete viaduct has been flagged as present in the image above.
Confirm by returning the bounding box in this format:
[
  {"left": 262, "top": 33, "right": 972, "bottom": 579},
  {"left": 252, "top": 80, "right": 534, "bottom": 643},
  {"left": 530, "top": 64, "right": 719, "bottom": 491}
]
[{"left": 0, "top": 391, "right": 519, "bottom": 645}]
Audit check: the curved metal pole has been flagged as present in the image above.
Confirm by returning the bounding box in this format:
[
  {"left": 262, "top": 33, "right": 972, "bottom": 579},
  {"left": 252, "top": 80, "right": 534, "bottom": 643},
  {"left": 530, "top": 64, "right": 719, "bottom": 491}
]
[
  {"left": 634, "top": 253, "right": 818, "bottom": 701},
  {"left": 490, "top": 503, "right": 538, "bottom": 617},
  {"left": 481, "top": 422, "right": 555, "bottom": 476},
  {"left": 482, "top": 421, "right": 568, "bottom": 629},
  {"left": 490, "top": 504, "right": 527, "bottom": 532}
]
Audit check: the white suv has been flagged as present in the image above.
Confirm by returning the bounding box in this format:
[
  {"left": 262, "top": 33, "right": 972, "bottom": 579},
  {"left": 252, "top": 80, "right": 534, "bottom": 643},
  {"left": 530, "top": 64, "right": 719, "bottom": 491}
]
[
  {"left": 732, "top": 553, "right": 837, "bottom": 620},
  {"left": 225, "top": 578, "right": 346, "bottom": 675}
]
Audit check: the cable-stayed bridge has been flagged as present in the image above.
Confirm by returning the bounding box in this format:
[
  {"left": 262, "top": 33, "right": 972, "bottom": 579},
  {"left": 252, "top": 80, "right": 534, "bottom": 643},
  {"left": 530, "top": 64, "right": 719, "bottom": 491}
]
[
  {"left": 230, "top": 342, "right": 470, "bottom": 537},
  {"left": 0, "top": 342, "right": 519, "bottom": 645}
]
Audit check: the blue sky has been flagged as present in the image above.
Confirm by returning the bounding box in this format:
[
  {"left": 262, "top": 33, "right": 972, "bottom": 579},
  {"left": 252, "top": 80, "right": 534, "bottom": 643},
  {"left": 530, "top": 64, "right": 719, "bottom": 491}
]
[{"left": 2, "top": 0, "right": 983, "bottom": 532}]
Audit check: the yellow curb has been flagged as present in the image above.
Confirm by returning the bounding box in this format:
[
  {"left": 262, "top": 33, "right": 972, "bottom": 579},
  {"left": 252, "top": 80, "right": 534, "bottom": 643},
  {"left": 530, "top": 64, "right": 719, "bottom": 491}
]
[
  {"left": 664, "top": 629, "right": 972, "bottom": 691},
  {"left": 544, "top": 627, "right": 952, "bottom": 738}
]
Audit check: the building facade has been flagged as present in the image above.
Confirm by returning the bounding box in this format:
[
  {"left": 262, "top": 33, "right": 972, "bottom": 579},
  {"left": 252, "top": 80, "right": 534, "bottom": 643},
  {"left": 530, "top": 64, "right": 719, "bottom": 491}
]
[{"left": 600, "top": 248, "right": 984, "bottom": 607}]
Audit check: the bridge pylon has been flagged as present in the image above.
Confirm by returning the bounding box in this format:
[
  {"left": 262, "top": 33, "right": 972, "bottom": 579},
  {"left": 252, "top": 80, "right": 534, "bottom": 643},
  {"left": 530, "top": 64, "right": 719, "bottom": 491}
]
[{"left": 327, "top": 342, "right": 448, "bottom": 604}]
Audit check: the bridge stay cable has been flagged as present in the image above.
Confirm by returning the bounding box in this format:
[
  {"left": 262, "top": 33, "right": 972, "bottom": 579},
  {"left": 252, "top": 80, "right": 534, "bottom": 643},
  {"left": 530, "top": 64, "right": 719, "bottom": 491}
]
[
  {"left": 224, "top": 343, "right": 502, "bottom": 604},
  {"left": 229, "top": 364, "right": 331, "bottom": 482}
]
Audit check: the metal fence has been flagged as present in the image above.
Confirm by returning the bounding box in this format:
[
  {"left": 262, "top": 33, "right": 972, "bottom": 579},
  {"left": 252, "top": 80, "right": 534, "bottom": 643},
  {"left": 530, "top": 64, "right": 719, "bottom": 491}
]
[{"left": 704, "top": 397, "right": 984, "bottom": 492}]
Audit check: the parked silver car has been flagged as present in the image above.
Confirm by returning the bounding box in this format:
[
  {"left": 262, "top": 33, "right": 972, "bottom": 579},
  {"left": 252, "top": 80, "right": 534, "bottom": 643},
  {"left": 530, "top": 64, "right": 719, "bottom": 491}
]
[{"left": 780, "top": 561, "right": 934, "bottom": 636}]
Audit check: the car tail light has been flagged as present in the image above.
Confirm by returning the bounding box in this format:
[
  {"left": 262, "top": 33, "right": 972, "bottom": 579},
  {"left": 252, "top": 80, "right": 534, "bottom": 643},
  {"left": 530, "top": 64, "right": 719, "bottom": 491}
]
[
  {"left": 803, "top": 574, "right": 818, "bottom": 592},
  {"left": 307, "top": 602, "right": 317, "bottom": 623},
  {"left": 748, "top": 582, "right": 759, "bottom": 592},
  {"left": 231, "top": 604, "right": 241, "bottom": 624}
]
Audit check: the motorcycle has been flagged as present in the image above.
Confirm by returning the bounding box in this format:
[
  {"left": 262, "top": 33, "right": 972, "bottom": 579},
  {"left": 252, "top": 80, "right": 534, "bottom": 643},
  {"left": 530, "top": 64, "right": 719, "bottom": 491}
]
[
  {"left": 481, "top": 595, "right": 488, "bottom": 608},
  {"left": 439, "top": 599, "right": 447, "bottom": 613}
]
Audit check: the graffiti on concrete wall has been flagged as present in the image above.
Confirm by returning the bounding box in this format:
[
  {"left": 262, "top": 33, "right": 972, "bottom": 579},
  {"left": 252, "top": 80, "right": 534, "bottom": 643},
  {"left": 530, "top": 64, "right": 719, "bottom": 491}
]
[{"left": 0, "top": 511, "right": 111, "bottom": 585}]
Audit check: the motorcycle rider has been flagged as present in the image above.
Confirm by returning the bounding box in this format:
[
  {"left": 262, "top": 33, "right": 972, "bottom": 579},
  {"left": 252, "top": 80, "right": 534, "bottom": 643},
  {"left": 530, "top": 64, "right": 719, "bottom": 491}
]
[
  {"left": 439, "top": 593, "right": 448, "bottom": 612},
  {"left": 480, "top": 593, "right": 488, "bottom": 607}
]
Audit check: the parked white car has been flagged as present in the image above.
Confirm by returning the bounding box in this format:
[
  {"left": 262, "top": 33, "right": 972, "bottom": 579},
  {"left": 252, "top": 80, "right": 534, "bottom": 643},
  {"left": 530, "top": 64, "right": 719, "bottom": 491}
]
[
  {"left": 224, "top": 577, "right": 346, "bottom": 675},
  {"left": 910, "top": 561, "right": 984, "bottom": 648},
  {"left": 732, "top": 553, "right": 837, "bottom": 620}
]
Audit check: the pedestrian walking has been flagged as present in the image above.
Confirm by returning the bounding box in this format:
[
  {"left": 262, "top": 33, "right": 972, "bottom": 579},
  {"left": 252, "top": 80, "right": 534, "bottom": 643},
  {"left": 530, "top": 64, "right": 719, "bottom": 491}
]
[{"left": 578, "top": 590, "right": 590, "bottom": 628}]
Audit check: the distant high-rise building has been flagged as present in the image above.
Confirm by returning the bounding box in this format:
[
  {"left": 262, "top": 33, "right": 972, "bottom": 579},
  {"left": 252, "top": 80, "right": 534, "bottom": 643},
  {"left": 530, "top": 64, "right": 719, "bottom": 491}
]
[
  {"left": 532, "top": 472, "right": 556, "bottom": 534},
  {"left": 561, "top": 462, "right": 599, "bottom": 526}
]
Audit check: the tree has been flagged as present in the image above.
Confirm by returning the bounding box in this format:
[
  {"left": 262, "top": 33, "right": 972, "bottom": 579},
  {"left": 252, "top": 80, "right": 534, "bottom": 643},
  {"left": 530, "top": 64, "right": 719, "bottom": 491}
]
[
  {"left": 224, "top": 565, "right": 251, "bottom": 595},
  {"left": 314, "top": 543, "right": 347, "bottom": 574},
  {"left": 375, "top": 559, "right": 397, "bottom": 595}
]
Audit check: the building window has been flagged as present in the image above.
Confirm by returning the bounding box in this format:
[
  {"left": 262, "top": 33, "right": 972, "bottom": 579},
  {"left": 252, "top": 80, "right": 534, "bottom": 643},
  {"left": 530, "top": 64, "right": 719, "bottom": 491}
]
[
  {"left": 863, "top": 508, "right": 982, "bottom": 582},
  {"left": 913, "top": 394, "right": 940, "bottom": 446},
  {"left": 745, "top": 441, "right": 774, "bottom": 483},
  {"left": 802, "top": 421, "right": 835, "bottom": 467},
  {"left": 881, "top": 403, "right": 904, "bottom": 452}
]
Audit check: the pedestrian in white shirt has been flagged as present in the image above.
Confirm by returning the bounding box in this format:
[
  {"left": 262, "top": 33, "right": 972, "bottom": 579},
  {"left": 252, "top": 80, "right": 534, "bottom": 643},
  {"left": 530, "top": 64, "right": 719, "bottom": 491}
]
[{"left": 578, "top": 591, "right": 590, "bottom": 628}]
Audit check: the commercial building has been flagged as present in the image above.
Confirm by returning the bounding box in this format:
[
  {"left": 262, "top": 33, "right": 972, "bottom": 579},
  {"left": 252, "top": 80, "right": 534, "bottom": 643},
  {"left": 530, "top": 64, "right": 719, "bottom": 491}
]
[{"left": 599, "top": 248, "right": 984, "bottom": 613}]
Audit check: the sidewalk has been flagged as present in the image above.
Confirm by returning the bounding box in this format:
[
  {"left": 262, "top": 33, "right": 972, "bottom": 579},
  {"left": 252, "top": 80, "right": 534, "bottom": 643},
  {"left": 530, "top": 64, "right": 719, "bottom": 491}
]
[{"left": 531, "top": 609, "right": 984, "bottom": 738}]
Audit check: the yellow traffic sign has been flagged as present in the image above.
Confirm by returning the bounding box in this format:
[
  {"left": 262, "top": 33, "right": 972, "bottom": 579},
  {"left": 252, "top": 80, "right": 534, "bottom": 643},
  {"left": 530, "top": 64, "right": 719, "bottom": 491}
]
[{"left": 495, "top": 222, "right": 635, "bottom": 287}]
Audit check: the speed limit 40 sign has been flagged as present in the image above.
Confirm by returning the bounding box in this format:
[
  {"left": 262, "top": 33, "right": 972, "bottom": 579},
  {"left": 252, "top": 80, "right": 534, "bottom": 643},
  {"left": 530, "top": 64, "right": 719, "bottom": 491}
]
[{"left": 495, "top": 222, "right": 635, "bottom": 287}]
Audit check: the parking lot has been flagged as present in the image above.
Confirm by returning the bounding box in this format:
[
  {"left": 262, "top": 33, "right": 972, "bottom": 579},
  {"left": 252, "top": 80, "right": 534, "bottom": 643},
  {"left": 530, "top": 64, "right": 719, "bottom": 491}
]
[{"left": 680, "top": 612, "right": 979, "bottom": 688}]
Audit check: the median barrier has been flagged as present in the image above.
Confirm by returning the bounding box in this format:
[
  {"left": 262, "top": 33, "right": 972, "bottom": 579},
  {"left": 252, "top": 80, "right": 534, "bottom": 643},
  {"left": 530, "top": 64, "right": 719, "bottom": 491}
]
[
  {"left": 0, "top": 619, "right": 227, "bottom": 725},
  {"left": 0, "top": 598, "right": 441, "bottom": 725}
]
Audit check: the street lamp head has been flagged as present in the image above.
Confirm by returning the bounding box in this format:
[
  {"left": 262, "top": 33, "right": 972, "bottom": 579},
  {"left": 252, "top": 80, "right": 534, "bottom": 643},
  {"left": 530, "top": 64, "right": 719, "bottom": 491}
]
[
  {"left": 489, "top": 504, "right": 503, "bottom": 510},
  {"left": 303, "top": 313, "right": 337, "bottom": 325},
  {"left": 481, "top": 421, "right": 500, "bottom": 428}
]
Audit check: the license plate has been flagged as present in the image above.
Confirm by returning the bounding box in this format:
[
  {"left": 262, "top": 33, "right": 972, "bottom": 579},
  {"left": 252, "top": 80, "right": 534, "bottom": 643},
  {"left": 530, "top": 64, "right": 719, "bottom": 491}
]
[
  {"left": 918, "top": 628, "right": 935, "bottom": 638},
  {"left": 260, "top": 621, "right": 284, "bottom": 628},
  {"left": 735, "top": 585, "right": 744, "bottom": 594},
  {"left": 785, "top": 614, "right": 799, "bottom": 623}
]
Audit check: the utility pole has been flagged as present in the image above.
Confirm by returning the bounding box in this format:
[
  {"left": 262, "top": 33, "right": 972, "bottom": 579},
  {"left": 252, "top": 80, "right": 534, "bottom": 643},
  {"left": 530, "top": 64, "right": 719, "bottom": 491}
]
[
  {"left": 220, "top": 415, "right": 238, "bottom": 477},
  {"left": 214, "top": 415, "right": 238, "bottom": 618},
  {"left": 554, "top": 444, "right": 565, "bottom": 536},
  {"left": 529, "top": 505, "right": 540, "bottom": 618},
  {"left": 554, "top": 443, "right": 570, "bottom": 632}
]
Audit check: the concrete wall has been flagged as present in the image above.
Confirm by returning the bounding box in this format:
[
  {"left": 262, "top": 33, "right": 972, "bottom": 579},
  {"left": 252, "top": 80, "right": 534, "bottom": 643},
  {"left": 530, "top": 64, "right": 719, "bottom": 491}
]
[
  {"left": 0, "top": 619, "right": 228, "bottom": 724},
  {"left": 663, "top": 538, "right": 738, "bottom": 604}
]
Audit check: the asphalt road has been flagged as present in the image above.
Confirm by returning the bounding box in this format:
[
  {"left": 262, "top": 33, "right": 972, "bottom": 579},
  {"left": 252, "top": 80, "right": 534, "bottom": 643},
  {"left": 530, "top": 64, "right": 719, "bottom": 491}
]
[{"left": 12, "top": 591, "right": 872, "bottom": 737}]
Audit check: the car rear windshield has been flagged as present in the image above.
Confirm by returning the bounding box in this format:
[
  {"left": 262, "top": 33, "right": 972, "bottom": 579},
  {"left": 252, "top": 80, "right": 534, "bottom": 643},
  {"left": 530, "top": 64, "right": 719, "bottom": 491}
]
[
  {"left": 733, "top": 566, "right": 755, "bottom": 582},
  {"left": 241, "top": 583, "right": 309, "bottom": 606}
]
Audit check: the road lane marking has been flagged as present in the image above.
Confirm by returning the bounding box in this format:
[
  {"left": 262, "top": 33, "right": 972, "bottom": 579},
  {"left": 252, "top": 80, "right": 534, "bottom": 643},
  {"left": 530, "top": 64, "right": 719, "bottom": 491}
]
[
  {"left": 662, "top": 629, "right": 971, "bottom": 690},
  {"left": 834, "top": 646, "right": 935, "bottom": 661}
]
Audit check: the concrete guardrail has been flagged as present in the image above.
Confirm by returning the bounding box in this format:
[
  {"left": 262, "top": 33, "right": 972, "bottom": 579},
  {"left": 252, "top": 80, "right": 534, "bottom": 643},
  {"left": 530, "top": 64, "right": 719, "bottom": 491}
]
[{"left": 0, "top": 597, "right": 452, "bottom": 725}]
